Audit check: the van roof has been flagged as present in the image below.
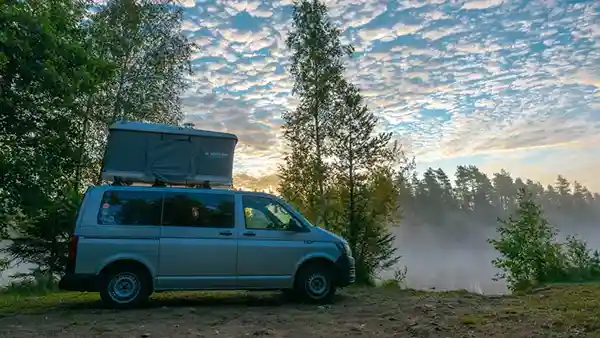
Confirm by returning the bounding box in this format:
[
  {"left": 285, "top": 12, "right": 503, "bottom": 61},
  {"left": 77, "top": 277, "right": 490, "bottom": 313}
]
[
  {"left": 109, "top": 121, "right": 238, "bottom": 141},
  {"left": 89, "top": 185, "right": 278, "bottom": 199}
]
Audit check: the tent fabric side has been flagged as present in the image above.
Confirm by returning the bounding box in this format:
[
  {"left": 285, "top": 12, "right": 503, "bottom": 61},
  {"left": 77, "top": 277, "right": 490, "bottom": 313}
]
[{"left": 101, "top": 130, "right": 236, "bottom": 186}]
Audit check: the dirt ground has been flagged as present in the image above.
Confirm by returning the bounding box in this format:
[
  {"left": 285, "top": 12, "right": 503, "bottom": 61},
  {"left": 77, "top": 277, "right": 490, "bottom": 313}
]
[{"left": 1, "top": 285, "right": 600, "bottom": 337}]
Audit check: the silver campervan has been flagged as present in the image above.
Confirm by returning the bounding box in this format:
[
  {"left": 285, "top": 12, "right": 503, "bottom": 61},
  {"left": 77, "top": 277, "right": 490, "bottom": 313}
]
[{"left": 58, "top": 185, "right": 355, "bottom": 308}]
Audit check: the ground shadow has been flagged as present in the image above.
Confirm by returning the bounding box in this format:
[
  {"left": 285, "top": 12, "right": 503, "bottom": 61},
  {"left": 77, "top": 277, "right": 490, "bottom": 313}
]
[{"left": 61, "top": 291, "right": 352, "bottom": 312}]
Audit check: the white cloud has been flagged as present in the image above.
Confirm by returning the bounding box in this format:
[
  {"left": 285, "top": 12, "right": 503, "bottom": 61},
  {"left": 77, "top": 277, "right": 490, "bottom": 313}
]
[
  {"left": 462, "top": 0, "right": 504, "bottom": 10},
  {"left": 179, "top": 0, "right": 196, "bottom": 7},
  {"left": 358, "top": 22, "right": 423, "bottom": 42}
]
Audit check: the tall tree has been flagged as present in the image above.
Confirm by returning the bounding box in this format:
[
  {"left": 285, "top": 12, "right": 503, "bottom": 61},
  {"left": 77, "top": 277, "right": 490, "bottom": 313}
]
[
  {"left": 469, "top": 165, "right": 495, "bottom": 218},
  {"left": 492, "top": 169, "right": 515, "bottom": 212},
  {"left": 454, "top": 165, "right": 473, "bottom": 211},
  {"left": 329, "top": 79, "right": 400, "bottom": 283},
  {"left": 555, "top": 175, "right": 571, "bottom": 211},
  {"left": 394, "top": 168, "right": 415, "bottom": 219},
  {"left": 90, "top": 0, "right": 192, "bottom": 125},
  {"left": 418, "top": 168, "right": 444, "bottom": 224},
  {"left": 435, "top": 168, "right": 456, "bottom": 212},
  {"left": 279, "top": 0, "right": 352, "bottom": 227},
  {"left": 571, "top": 181, "right": 586, "bottom": 212}
]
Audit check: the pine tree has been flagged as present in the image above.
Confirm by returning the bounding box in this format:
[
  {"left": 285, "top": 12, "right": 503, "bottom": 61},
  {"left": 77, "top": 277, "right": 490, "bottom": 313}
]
[
  {"left": 435, "top": 168, "right": 456, "bottom": 211},
  {"left": 329, "top": 79, "right": 400, "bottom": 283},
  {"left": 492, "top": 169, "right": 515, "bottom": 212},
  {"left": 555, "top": 175, "right": 571, "bottom": 210},
  {"left": 279, "top": 0, "right": 352, "bottom": 226}
]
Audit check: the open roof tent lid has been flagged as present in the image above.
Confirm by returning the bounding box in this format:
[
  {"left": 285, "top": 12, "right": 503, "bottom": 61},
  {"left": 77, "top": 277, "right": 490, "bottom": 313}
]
[
  {"left": 101, "top": 121, "right": 238, "bottom": 187},
  {"left": 109, "top": 121, "right": 238, "bottom": 140}
]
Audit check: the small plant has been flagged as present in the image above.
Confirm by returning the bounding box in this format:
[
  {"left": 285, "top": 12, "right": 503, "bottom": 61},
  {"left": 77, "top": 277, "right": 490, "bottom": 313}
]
[
  {"left": 380, "top": 266, "right": 408, "bottom": 288},
  {"left": 562, "top": 236, "right": 600, "bottom": 281},
  {"left": 489, "top": 188, "right": 600, "bottom": 292}
]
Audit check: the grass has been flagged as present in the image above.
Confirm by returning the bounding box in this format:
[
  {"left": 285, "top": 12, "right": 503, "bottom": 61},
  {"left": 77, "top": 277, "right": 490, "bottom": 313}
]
[
  {"left": 448, "top": 284, "right": 600, "bottom": 336},
  {"left": 0, "top": 291, "right": 96, "bottom": 315}
]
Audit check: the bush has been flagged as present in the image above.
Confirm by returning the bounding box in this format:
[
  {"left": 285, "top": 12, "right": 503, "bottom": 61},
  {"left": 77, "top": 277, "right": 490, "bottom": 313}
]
[
  {"left": 488, "top": 188, "right": 600, "bottom": 292},
  {"left": 0, "top": 186, "right": 82, "bottom": 281}
]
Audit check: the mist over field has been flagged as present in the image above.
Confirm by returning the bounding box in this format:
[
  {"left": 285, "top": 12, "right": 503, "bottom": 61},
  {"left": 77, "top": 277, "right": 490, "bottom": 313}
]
[
  {"left": 383, "top": 223, "right": 507, "bottom": 294},
  {"left": 381, "top": 219, "right": 600, "bottom": 295}
]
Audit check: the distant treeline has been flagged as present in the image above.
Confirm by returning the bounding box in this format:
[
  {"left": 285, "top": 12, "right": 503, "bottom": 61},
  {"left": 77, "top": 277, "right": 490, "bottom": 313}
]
[{"left": 397, "top": 165, "right": 599, "bottom": 226}]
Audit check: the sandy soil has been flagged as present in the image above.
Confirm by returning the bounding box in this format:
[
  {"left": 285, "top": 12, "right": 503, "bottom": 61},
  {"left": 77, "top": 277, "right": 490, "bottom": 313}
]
[{"left": 1, "top": 285, "right": 599, "bottom": 337}]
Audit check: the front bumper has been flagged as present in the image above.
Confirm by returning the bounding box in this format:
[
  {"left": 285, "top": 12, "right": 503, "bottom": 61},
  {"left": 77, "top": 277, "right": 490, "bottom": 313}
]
[
  {"left": 58, "top": 273, "right": 100, "bottom": 292},
  {"left": 334, "top": 254, "right": 356, "bottom": 287}
]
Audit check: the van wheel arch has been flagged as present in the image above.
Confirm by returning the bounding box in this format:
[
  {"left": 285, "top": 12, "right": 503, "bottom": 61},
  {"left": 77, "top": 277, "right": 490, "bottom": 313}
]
[
  {"left": 99, "top": 259, "right": 154, "bottom": 294},
  {"left": 295, "top": 257, "right": 336, "bottom": 278}
]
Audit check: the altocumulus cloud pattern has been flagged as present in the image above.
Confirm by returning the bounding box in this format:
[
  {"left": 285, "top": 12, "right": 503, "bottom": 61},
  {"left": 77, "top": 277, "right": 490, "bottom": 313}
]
[{"left": 178, "top": 0, "right": 600, "bottom": 189}]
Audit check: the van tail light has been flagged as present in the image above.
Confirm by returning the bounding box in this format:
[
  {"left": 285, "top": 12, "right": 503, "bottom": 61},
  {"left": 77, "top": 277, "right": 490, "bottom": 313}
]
[{"left": 65, "top": 235, "right": 79, "bottom": 274}]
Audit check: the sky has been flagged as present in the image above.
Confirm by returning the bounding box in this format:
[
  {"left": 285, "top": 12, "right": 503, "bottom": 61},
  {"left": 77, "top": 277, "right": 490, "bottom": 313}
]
[{"left": 178, "top": 0, "right": 600, "bottom": 191}]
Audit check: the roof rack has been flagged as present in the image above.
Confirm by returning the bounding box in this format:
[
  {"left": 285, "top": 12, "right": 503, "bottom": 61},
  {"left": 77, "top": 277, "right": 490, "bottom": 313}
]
[{"left": 109, "top": 178, "right": 218, "bottom": 190}]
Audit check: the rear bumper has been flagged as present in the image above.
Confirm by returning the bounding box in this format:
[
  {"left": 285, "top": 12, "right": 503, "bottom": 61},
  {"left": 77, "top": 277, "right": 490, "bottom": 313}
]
[
  {"left": 335, "top": 254, "right": 356, "bottom": 287},
  {"left": 58, "top": 273, "right": 100, "bottom": 292}
]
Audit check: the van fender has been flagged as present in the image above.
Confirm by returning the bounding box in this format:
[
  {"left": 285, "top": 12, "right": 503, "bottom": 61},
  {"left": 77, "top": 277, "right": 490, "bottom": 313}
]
[
  {"left": 292, "top": 252, "right": 339, "bottom": 280},
  {"left": 96, "top": 253, "right": 157, "bottom": 279}
]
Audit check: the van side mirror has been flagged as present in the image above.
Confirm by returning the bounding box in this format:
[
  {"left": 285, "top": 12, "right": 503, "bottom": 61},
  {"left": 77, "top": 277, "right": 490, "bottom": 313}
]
[{"left": 288, "top": 219, "right": 306, "bottom": 232}]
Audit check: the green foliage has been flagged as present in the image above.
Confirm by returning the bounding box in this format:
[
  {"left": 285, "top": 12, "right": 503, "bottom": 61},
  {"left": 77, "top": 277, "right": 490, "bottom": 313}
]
[
  {"left": 0, "top": 0, "right": 114, "bottom": 224},
  {"left": 331, "top": 166, "right": 402, "bottom": 284},
  {"left": 89, "top": 0, "right": 193, "bottom": 125},
  {"left": 562, "top": 236, "right": 600, "bottom": 282},
  {"left": 0, "top": 187, "right": 82, "bottom": 279},
  {"left": 488, "top": 188, "right": 600, "bottom": 292}
]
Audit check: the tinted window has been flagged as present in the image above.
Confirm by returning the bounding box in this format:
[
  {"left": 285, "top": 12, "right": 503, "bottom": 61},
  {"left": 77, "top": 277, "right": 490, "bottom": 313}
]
[
  {"left": 162, "top": 192, "right": 234, "bottom": 228},
  {"left": 98, "top": 190, "right": 163, "bottom": 225},
  {"left": 242, "top": 195, "right": 297, "bottom": 230}
]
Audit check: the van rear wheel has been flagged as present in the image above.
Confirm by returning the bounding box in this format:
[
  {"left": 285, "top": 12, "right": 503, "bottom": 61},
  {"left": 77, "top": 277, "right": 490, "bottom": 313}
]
[
  {"left": 294, "top": 262, "right": 336, "bottom": 304},
  {"left": 100, "top": 264, "right": 150, "bottom": 309}
]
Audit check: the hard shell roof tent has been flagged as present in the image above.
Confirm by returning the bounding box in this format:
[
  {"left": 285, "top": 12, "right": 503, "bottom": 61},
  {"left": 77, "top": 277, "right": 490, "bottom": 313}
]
[{"left": 100, "top": 121, "right": 238, "bottom": 188}]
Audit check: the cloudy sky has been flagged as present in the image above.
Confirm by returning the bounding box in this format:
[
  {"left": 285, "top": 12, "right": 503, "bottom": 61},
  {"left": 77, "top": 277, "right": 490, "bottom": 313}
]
[{"left": 179, "top": 0, "right": 600, "bottom": 190}]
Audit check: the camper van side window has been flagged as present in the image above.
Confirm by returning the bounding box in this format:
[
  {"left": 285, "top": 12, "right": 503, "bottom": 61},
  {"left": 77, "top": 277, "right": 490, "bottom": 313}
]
[
  {"left": 98, "top": 190, "right": 163, "bottom": 226},
  {"left": 162, "top": 192, "right": 235, "bottom": 228}
]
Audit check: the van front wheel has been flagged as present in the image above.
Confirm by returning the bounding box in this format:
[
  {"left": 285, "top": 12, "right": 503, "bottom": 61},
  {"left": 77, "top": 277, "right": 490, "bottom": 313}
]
[
  {"left": 100, "top": 265, "right": 150, "bottom": 309},
  {"left": 295, "top": 263, "right": 336, "bottom": 304}
]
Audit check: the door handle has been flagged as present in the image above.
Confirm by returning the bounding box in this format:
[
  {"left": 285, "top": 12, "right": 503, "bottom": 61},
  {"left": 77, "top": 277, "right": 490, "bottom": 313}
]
[
  {"left": 219, "top": 231, "right": 233, "bottom": 236},
  {"left": 242, "top": 232, "right": 256, "bottom": 237}
]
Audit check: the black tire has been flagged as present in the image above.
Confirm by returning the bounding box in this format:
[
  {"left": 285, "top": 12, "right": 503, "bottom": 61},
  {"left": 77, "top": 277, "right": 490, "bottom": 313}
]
[
  {"left": 99, "top": 264, "right": 151, "bottom": 309},
  {"left": 294, "top": 262, "right": 336, "bottom": 304}
]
